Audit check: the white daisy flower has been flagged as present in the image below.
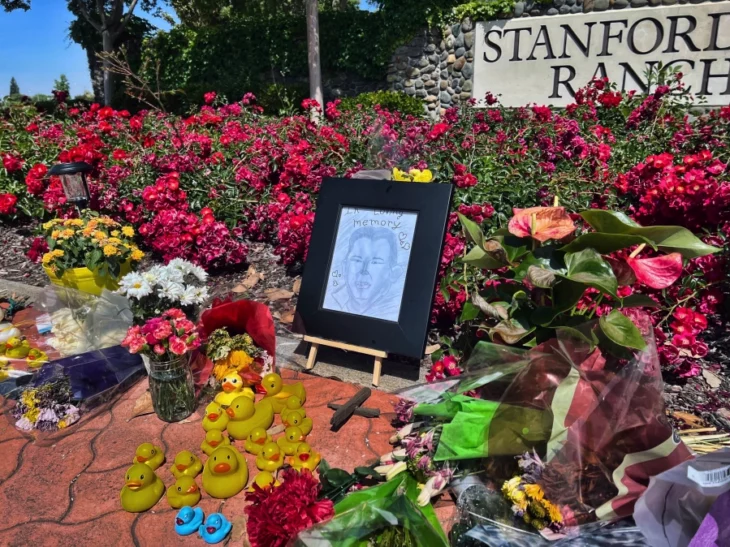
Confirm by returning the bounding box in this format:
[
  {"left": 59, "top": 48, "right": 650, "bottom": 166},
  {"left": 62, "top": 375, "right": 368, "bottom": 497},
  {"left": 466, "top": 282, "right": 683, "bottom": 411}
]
[
  {"left": 118, "top": 272, "right": 153, "bottom": 299},
  {"left": 141, "top": 265, "right": 164, "bottom": 287},
  {"left": 188, "top": 263, "right": 208, "bottom": 283},
  {"left": 158, "top": 281, "right": 185, "bottom": 302},
  {"left": 162, "top": 264, "right": 185, "bottom": 284},
  {"left": 179, "top": 285, "right": 198, "bottom": 306},
  {"left": 191, "top": 285, "right": 209, "bottom": 305}
]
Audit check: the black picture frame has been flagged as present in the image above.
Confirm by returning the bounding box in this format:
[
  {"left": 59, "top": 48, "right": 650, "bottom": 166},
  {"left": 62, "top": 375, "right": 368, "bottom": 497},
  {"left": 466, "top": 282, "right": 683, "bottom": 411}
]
[{"left": 296, "top": 178, "right": 453, "bottom": 359}]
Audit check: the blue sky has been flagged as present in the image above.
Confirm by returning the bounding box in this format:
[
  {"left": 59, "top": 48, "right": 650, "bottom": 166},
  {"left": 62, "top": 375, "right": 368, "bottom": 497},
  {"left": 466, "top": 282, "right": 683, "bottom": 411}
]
[{"left": 0, "top": 0, "right": 374, "bottom": 98}]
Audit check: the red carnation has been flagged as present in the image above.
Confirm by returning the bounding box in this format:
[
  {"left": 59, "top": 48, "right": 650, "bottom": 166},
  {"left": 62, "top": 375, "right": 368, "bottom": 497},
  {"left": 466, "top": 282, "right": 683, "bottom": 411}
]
[{"left": 0, "top": 193, "right": 17, "bottom": 215}]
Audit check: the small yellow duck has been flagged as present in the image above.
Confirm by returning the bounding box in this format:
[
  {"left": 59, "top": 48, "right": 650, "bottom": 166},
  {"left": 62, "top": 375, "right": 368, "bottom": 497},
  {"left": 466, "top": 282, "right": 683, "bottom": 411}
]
[
  {"left": 202, "top": 446, "right": 248, "bottom": 499},
  {"left": 171, "top": 450, "right": 203, "bottom": 479},
  {"left": 225, "top": 396, "right": 274, "bottom": 440},
  {"left": 4, "top": 337, "right": 30, "bottom": 359},
  {"left": 166, "top": 476, "right": 201, "bottom": 509},
  {"left": 248, "top": 471, "right": 280, "bottom": 492},
  {"left": 255, "top": 442, "right": 284, "bottom": 473},
  {"left": 120, "top": 463, "right": 165, "bottom": 512},
  {"left": 26, "top": 348, "right": 49, "bottom": 368},
  {"left": 214, "top": 371, "right": 255, "bottom": 407},
  {"left": 244, "top": 427, "right": 272, "bottom": 456},
  {"left": 200, "top": 429, "right": 231, "bottom": 456},
  {"left": 257, "top": 373, "right": 307, "bottom": 414},
  {"left": 133, "top": 443, "right": 165, "bottom": 470},
  {"left": 202, "top": 401, "right": 229, "bottom": 432},
  {"left": 276, "top": 426, "right": 307, "bottom": 456},
  {"left": 289, "top": 443, "right": 321, "bottom": 473},
  {"left": 281, "top": 398, "right": 313, "bottom": 436}
]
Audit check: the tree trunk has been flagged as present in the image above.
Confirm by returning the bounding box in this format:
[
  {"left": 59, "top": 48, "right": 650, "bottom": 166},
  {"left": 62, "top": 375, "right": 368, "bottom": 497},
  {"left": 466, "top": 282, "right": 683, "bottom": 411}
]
[
  {"left": 102, "top": 30, "right": 115, "bottom": 106},
  {"left": 306, "top": 0, "right": 323, "bottom": 121}
]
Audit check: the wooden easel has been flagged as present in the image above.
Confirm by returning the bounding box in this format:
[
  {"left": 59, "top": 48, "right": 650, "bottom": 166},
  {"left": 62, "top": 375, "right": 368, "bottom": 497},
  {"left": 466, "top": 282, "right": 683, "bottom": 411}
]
[{"left": 303, "top": 335, "right": 388, "bottom": 387}]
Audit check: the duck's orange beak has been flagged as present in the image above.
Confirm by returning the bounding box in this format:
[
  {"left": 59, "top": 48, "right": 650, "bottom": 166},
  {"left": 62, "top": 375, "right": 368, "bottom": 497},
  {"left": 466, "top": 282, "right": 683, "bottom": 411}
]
[
  {"left": 136, "top": 455, "right": 148, "bottom": 463},
  {"left": 213, "top": 463, "right": 231, "bottom": 473},
  {"left": 222, "top": 382, "right": 235, "bottom": 392},
  {"left": 207, "top": 413, "right": 219, "bottom": 421},
  {"left": 126, "top": 480, "right": 143, "bottom": 490},
  {"left": 269, "top": 453, "right": 280, "bottom": 462},
  {"left": 226, "top": 407, "right": 235, "bottom": 418},
  {"left": 209, "top": 440, "right": 219, "bottom": 447},
  {"left": 255, "top": 384, "right": 267, "bottom": 394},
  {"left": 255, "top": 438, "right": 266, "bottom": 445},
  {"left": 186, "top": 483, "right": 199, "bottom": 494},
  {"left": 176, "top": 464, "right": 187, "bottom": 471},
  {"left": 299, "top": 453, "right": 310, "bottom": 462}
]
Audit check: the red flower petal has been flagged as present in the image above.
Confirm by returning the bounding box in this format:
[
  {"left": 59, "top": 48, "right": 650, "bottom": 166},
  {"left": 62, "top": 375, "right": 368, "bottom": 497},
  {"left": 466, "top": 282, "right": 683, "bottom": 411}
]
[
  {"left": 626, "top": 253, "right": 683, "bottom": 289},
  {"left": 508, "top": 207, "right": 576, "bottom": 242}
]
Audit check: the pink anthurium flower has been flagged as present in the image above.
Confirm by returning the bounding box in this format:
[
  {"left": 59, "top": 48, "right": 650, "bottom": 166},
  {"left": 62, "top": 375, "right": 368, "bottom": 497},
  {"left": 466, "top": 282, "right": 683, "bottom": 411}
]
[
  {"left": 626, "top": 253, "right": 683, "bottom": 289},
  {"left": 508, "top": 207, "right": 576, "bottom": 242}
]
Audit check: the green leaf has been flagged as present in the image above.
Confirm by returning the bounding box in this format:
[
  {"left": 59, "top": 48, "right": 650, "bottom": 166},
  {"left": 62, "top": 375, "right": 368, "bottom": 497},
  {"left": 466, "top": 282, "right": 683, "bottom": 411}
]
[
  {"left": 458, "top": 213, "right": 484, "bottom": 248},
  {"left": 580, "top": 210, "right": 719, "bottom": 258},
  {"left": 620, "top": 294, "right": 660, "bottom": 308},
  {"left": 460, "top": 301, "right": 480, "bottom": 322},
  {"left": 471, "top": 293, "right": 509, "bottom": 320},
  {"left": 560, "top": 233, "right": 655, "bottom": 254},
  {"left": 512, "top": 246, "right": 566, "bottom": 282},
  {"left": 462, "top": 246, "right": 504, "bottom": 269},
  {"left": 531, "top": 279, "right": 586, "bottom": 326},
  {"left": 526, "top": 265, "right": 557, "bottom": 288},
  {"left": 599, "top": 310, "right": 647, "bottom": 350},
  {"left": 323, "top": 468, "right": 353, "bottom": 488},
  {"left": 490, "top": 319, "right": 534, "bottom": 345},
  {"left": 561, "top": 248, "right": 618, "bottom": 298}
]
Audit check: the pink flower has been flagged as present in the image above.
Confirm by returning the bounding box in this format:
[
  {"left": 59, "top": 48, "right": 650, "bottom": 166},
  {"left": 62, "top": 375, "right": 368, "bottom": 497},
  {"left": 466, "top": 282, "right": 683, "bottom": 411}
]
[
  {"left": 153, "top": 344, "right": 166, "bottom": 355},
  {"left": 203, "top": 91, "right": 217, "bottom": 104},
  {"left": 168, "top": 335, "right": 188, "bottom": 356},
  {"left": 153, "top": 321, "right": 173, "bottom": 341}
]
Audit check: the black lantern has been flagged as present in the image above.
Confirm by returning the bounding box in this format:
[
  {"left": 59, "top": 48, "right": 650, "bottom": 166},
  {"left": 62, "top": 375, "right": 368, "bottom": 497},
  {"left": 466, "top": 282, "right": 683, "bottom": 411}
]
[{"left": 49, "top": 162, "right": 92, "bottom": 210}]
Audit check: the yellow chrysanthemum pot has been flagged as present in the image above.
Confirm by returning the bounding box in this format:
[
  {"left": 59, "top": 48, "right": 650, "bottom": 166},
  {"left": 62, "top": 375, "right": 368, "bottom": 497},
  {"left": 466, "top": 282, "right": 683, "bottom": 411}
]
[{"left": 43, "top": 261, "right": 132, "bottom": 296}]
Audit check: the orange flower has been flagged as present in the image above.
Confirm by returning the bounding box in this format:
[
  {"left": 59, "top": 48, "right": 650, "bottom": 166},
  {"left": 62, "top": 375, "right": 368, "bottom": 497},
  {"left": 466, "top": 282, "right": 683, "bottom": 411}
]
[{"left": 508, "top": 207, "right": 576, "bottom": 242}]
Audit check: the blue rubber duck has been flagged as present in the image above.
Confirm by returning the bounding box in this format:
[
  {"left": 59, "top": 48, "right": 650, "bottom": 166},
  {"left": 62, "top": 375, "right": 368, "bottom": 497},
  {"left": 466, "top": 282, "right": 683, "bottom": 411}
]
[
  {"left": 174, "top": 506, "right": 204, "bottom": 536},
  {"left": 198, "top": 513, "right": 232, "bottom": 544}
]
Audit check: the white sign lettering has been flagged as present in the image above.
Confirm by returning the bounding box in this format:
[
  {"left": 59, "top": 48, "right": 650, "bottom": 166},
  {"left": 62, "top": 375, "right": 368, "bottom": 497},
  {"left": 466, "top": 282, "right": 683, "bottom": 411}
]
[{"left": 473, "top": 3, "right": 730, "bottom": 107}]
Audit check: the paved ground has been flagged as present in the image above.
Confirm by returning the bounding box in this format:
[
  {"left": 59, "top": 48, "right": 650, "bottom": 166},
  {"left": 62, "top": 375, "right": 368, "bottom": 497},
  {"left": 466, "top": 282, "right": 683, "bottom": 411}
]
[{"left": 0, "top": 367, "right": 455, "bottom": 546}]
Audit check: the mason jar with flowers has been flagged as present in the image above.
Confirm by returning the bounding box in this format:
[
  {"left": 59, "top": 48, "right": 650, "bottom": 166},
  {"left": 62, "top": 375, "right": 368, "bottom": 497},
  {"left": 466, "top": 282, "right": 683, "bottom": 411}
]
[
  {"left": 41, "top": 215, "right": 144, "bottom": 295},
  {"left": 121, "top": 309, "right": 199, "bottom": 422}
]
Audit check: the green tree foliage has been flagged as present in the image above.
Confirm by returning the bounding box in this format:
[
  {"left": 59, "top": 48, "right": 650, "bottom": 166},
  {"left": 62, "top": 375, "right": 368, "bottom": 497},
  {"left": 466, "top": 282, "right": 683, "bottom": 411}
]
[
  {"left": 0, "top": 0, "right": 30, "bottom": 11},
  {"left": 54, "top": 74, "right": 71, "bottom": 93},
  {"left": 9, "top": 77, "right": 19, "bottom": 96}
]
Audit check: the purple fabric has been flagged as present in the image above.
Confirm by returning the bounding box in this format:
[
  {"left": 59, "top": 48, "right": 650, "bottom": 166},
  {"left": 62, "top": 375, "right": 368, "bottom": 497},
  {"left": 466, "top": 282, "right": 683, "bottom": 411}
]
[{"left": 688, "top": 490, "right": 730, "bottom": 547}]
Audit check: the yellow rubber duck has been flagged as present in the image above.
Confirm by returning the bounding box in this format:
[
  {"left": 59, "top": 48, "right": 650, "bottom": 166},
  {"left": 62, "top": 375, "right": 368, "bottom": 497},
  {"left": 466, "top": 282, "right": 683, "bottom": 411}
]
[
  {"left": 281, "top": 399, "right": 313, "bottom": 436},
  {"left": 202, "top": 401, "right": 229, "bottom": 432},
  {"left": 289, "top": 443, "right": 321, "bottom": 473},
  {"left": 214, "top": 371, "right": 255, "bottom": 407},
  {"left": 201, "top": 429, "right": 231, "bottom": 456},
  {"left": 202, "top": 446, "right": 248, "bottom": 499},
  {"left": 171, "top": 450, "right": 203, "bottom": 479},
  {"left": 244, "top": 427, "right": 272, "bottom": 456},
  {"left": 276, "top": 426, "right": 307, "bottom": 456},
  {"left": 133, "top": 443, "right": 165, "bottom": 470},
  {"left": 120, "top": 463, "right": 165, "bottom": 512},
  {"left": 248, "top": 471, "right": 280, "bottom": 492},
  {"left": 225, "top": 396, "right": 274, "bottom": 441},
  {"left": 166, "top": 476, "right": 201, "bottom": 509},
  {"left": 257, "top": 373, "right": 307, "bottom": 414},
  {"left": 256, "top": 441, "right": 284, "bottom": 472},
  {"left": 4, "top": 337, "right": 30, "bottom": 360}
]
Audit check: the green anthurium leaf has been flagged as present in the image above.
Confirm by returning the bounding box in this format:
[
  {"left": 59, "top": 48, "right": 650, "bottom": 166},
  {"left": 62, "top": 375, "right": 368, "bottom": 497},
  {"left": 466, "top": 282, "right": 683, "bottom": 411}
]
[
  {"left": 523, "top": 338, "right": 537, "bottom": 348},
  {"left": 531, "top": 279, "right": 586, "bottom": 326},
  {"left": 580, "top": 210, "right": 719, "bottom": 258},
  {"left": 458, "top": 213, "right": 485, "bottom": 248},
  {"left": 555, "top": 326, "right": 599, "bottom": 351},
  {"left": 560, "top": 233, "right": 655, "bottom": 254},
  {"left": 463, "top": 246, "right": 505, "bottom": 269},
  {"left": 561, "top": 248, "right": 618, "bottom": 298},
  {"left": 619, "top": 293, "right": 660, "bottom": 308},
  {"left": 324, "top": 468, "right": 354, "bottom": 488},
  {"left": 319, "top": 458, "right": 331, "bottom": 475},
  {"left": 599, "top": 309, "right": 647, "bottom": 350},
  {"left": 460, "top": 301, "right": 480, "bottom": 322},
  {"left": 512, "top": 248, "right": 565, "bottom": 282},
  {"left": 526, "top": 265, "right": 557, "bottom": 288}
]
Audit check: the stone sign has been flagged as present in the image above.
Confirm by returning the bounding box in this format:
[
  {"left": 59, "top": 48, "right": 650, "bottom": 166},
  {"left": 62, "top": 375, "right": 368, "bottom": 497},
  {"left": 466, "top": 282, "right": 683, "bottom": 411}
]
[{"left": 473, "top": 3, "right": 730, "bottom": 107}]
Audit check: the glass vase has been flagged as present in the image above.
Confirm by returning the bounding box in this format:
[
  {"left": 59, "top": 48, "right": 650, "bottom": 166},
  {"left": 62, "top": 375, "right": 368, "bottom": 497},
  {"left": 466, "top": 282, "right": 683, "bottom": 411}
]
[{"left": 147, "top": 353, "right": 195, "bottom": 423}]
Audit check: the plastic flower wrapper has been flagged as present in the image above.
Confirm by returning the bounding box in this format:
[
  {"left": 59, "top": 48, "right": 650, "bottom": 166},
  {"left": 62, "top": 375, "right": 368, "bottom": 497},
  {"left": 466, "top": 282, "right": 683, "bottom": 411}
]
[
  {"left": 394, "top": 318, "right": 690, "bottom": 539},
  {"left": 291, "top": 473, "right": 448, "bottom": 547}
]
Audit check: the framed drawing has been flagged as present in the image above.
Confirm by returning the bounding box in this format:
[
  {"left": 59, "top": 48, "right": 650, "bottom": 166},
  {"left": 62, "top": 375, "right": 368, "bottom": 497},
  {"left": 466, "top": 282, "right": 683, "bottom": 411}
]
[{"left": 296, "top": 178, "right": 453, "bottom": 359}]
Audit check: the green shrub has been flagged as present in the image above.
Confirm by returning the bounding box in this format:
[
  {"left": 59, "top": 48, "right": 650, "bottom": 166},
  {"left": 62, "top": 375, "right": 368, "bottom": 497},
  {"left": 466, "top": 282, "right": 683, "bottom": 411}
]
[
  {"left": 339, "top": 91, "right": 424, "bottom": 116},
  {"left": 258, "top": 83, "right": 309, "bottom": 116}
]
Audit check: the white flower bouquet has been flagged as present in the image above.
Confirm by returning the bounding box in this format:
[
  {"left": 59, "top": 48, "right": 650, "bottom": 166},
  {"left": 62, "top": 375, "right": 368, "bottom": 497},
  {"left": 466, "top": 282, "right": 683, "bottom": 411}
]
[{"left": 117, "top": 259, "right": 209, "bottom": 322}]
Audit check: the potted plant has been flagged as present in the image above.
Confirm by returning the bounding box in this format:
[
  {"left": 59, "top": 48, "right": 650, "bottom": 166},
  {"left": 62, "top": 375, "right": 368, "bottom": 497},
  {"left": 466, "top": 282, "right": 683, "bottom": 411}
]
[{"left": 41, "top": 215, "right": 144, "bottom": 295}]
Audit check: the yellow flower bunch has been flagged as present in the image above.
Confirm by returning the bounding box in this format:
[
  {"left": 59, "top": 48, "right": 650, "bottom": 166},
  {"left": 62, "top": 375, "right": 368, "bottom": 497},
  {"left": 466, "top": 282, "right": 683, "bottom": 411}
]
[
  {"left": 41, "top": 215, "right": 143, "bottom": 275},
  {"left": 393, "top": 167, "right": 434, "bottom": 183},
  {"left": 501, "top": 476, "right": 562, "bottom": 527}
]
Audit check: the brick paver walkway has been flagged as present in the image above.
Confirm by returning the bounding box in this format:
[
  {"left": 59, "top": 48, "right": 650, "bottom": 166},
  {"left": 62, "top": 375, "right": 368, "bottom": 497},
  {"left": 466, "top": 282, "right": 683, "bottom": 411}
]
[{"left": 1, "top": 367, "right": 456, "bottom": 546}]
